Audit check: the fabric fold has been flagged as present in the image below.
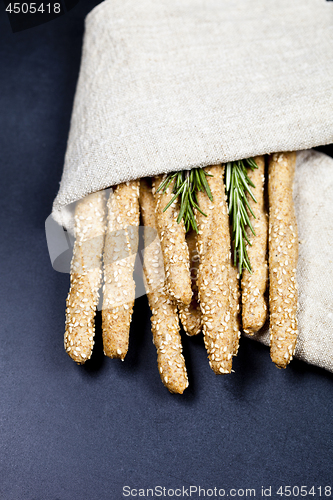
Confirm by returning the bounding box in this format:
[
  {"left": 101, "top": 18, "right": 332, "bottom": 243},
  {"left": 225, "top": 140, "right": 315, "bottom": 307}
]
[{"left": 52, "top": 0, "right": 333, "bottom": 229}]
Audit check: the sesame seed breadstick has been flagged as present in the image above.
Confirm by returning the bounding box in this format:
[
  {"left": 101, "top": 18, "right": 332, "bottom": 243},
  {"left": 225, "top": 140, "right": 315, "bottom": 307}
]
[
  {"left": 241, "top": 155, "right": 268, "bottom": 334},
  {"left": 64, "top": 191, "right": 106, "bottom": 364},
  {"left": 178, "top": 229, "right": 202, "bottom": 336},
  {"left": 196, "top": 165, "right": 238, "bottom": 374},
  {"left": 268, "top": 152, "right": 298, "bottom": 369},
  {"left": 102, "top": 181, "right": 140, "bottom": 360},
  {"left": 229, "top": 254, "right": 241, "bottom": 355},
  {"left": 153, "top": 175, "right": 192, "bottom": 306},
  {"left": 140, "top": 179, "right": 188, "bottom": 394}
]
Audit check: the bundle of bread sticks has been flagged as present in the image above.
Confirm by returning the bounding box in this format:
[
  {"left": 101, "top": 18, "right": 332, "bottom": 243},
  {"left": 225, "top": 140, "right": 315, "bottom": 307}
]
[{"left": 64, "top": 152, "right": 298, "bottom": 393}]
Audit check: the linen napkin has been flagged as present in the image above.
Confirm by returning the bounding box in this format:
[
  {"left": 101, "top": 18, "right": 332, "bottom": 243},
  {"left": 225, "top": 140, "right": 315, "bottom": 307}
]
[
  {"left": 52, "top": 0, "right": 333, "bottom": 229},
  {"left": 51, "top": 0, "right": 333, "bottom": 372}
]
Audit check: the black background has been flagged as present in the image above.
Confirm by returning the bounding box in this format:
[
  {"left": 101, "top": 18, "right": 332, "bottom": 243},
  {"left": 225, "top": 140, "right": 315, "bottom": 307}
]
[{"left": 0, "top": 1, "right": 333, "bottom": 499}]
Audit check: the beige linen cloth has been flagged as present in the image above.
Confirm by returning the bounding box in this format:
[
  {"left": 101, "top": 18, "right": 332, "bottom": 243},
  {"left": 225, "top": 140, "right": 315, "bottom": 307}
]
[{"left": 52, "top": 0, "right": 333, "bottom": 371}]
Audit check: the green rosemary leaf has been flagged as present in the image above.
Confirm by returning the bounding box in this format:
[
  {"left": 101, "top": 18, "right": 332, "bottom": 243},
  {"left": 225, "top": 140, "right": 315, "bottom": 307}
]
[
  {"left": 243, "top": 255, "right": 252, "bottom": 274},
  {"left": 199, "top": 169, "right": 213, "bottom": 201},
  {"left": 156, "top": 157, "right": 258, "bottom": 276},
  {"left": 193, "top": 168, "right": 202, "bottom": 191},
  {"left": 177, "top": 190, "right": 188, "bottom": 223},
  {"left": 188, "top": 190, "right": 207, "bottom": 217},
  {"left": 225, "top": 157, "right": 258, "bottom": 275},
  {"left": 240, "top": 217, "right": 252, "bottom": 246},
  {"left": 156, "top": 167, "right": 213, "bottom": 234},
  {"left": 242, "top": 191, "right": 256, "bottom": 220},
  {"left": 239, "top": 232, "right": 244, "bottom": 274},
  {"left": 162, "top": 182, "right": 184, "bottom": 212},
  {"left": 187, "top": 204, "right": 198, "bottom": 232},
  {"left": 158, "top": 172, "right": 177, "bottom": 193},
  {"left": 246, "top": 158, "right": 259, "bottom": 170},
  {"left": 228, "top": 166, "right": 235, "bottom": 214},
  {"left": 239, "top": 200, "right": 255, "bottom": 235},
  {"left": 236, "top": 165, "right": 257, "bottom": 203}
]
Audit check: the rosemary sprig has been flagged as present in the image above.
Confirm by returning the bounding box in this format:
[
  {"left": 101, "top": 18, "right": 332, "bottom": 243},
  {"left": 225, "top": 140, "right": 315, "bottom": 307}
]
[
  {"left": 156, "top": 168, "right": 213, "bottom": 232},
  {"left": 157, "top": 158, "right": 258, "bottom": 275},
  {"left": 225, "top": 158, "right": 258, "bottom": 275}
]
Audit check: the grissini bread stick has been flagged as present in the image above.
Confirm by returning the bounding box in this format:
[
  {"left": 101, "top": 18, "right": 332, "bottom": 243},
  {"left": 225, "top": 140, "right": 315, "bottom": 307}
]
[
  {"left": 153, "top": 175, "right": 192, "bottom": 306},
  {"left": 178, "top": 229, "right": 202, "bottom": 336},
  {"left": 241, "top": 155, "right": 268, "bottom": 334},
  {"left": 102, "top": 181, "right": 140, "bottom": 360},
  {"left": 228, "top": 254, "right": 241, "bottom": 356},
  {"left": 196, "top": 165, "right": 237, "bottom": 374},
  {"left": 140, "top": 179, "right": 188, "bottom": 394},
  {"left": 64, "top": 191, "right": 106, "bottom": 364},
  {"left": 268, "top": 152, "right": 298, "bottom": 368}
]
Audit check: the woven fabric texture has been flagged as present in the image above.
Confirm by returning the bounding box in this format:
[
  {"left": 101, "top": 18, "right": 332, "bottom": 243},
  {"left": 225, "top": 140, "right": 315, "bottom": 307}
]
[{"left": 52, "top": 0, "right": 333, "bottom": 228}]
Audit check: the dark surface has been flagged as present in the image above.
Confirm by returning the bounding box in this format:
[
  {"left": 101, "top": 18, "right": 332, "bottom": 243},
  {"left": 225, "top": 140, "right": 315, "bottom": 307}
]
[{"left": 1, "top": 3, "right": 333, "bottom": 499}]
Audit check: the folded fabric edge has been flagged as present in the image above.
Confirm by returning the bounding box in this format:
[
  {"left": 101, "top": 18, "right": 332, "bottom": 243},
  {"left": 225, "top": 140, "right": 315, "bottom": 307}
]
[{"left": 52, "top": 148, "right": 327, "bottom": 232}]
